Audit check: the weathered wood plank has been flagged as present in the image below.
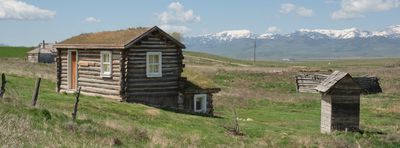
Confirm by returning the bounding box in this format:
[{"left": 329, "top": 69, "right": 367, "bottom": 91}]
[
  {"left": 81, "top": 86, "right": 119, "bottom": 95},
  {"left": 78, "top": 82, "right": 120, "bottom": 90}
]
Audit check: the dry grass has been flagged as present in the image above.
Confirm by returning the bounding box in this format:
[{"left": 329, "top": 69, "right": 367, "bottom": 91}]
[
  {"left": 0, "top": 58, "right": 55, "bottom": 80},
  {"left": 145, "top": 108, "right": 160, "bottom": 117},
  {"left": 149, "top": 130, "right": 172, "bottom": 148}
]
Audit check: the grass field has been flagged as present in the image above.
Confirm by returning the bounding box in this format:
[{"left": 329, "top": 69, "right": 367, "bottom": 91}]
[
  {"left": 0, "top": 51, "right": 399, "bottom": 147},
  {"left": 0, "top": 46, "right": 31, "bottom": 58}
]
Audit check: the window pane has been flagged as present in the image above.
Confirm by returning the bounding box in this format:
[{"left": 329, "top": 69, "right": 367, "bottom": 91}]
[
  {"left": 149, "top": 65, "right": 154, "bottom": 73},
  {"left": 103, "top": 64, "right": 110, "bottom": 72},
  {"left": 149, "top": 65, "right": 153, "bottom": 73},
  {"left": 149, "top": 55, "right": 153, "bottom": 63},
  {"left": 153, "top": 65, "right": 159, "bottom": 73},
  {"left": 196, "top": 98, "right": 202, "bottom": 110},
  {"left": 103, "top": 53, "right": 110, "bottom": 62},
  {"left": 153, "top": 55, "right": 159, "bottom": 63}
]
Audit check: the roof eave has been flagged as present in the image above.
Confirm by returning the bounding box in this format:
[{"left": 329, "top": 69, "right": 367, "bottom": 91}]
[{"left": 54, "top": 44, "right": 125, "bottom": 49}]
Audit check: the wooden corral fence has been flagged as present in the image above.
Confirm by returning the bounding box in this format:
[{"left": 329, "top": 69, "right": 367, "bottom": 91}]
[
  {"left": 295, "top": 74, "right": 328, "bottom": 93},
  {"left": 296, "top": 74, "right": 382, "bottom": 94}
]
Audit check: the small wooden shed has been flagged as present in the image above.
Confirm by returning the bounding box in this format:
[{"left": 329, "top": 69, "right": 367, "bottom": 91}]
[
  {"left": 315, "top": 71, "right": 362, "bottom": 133},
  {"left": 54, "top": 26, "right": 220, "bottom": 115},
  {"left": 27, "top": 40, "right": 56, "bottom": 63}
]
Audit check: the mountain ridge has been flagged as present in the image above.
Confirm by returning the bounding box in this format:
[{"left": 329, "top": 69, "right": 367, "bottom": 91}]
[
  {"left": 184, "top": 25, "right": 400, "bottom": 60},
  {"left": 188, "top": 25, "right": 400, "bottom": 40}
]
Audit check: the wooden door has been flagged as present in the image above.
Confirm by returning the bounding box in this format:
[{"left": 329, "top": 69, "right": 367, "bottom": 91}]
[{"left": 70, "top": 51, "right": 77, "bottom": 89}]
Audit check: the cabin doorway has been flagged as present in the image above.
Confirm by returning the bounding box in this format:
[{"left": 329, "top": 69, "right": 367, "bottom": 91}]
[{"left": 69, "top": 51, "right": 77, "bottom": 90}]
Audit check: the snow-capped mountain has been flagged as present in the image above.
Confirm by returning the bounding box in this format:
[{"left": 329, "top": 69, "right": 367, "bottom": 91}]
[
  {"left": 372, "top": 25, "right": 400, "bottom": 38},
  {"left": 296, "top": 28, "right": 370, "bottom": 39},
  {"left": 192, "top": 30, "right": 255, "bottom": 41},
  {"left": 184, "top": 25, "right": 400, "bottom": 60},
  {"left": 189, "top": 25, "right": 400, "bottom": 41}
]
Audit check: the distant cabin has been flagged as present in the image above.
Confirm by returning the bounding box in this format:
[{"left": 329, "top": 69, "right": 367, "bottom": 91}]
[
  {"left": 316, "top": 71, "right": 362, "bottom": 133},
  {"left": 27, "top": 40, "right": 56, "bottom": 63},
  {"left": 54, "top": 26, "right": 220, "bottom": 115}
]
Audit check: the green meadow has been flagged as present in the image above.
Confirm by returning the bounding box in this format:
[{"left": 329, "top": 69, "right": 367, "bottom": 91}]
[{"left": 0, "top": 51, "right": 399, "bottom": 147}]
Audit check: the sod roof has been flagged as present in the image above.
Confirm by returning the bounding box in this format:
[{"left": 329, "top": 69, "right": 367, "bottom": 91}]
[{"left": 60, "top": 27, "right": 150, "bottom": 45}]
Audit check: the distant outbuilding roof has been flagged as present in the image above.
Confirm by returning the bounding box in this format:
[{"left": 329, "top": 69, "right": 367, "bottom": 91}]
[
  {"left": 315, "top": 71, "right": 356, "bottom": 93},
  {"left": 27, "top": 43, "right": 55, "bottom": 54},
  {"left": 55, "top": 26, "right": 185, "bottom": 49}
]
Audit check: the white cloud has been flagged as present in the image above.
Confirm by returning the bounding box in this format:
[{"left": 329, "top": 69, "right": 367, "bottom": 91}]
[
  {"left": 0, "top": 0, "right": 55, "bottom": 20},
  {"left": 296, "top": 7, "right": 314, "bottom": 17},
  {"left": 159, "top": 25, "right": 191, "bottom": 33},
  {"left": 332, "top": 0, "right": 400, "bottom": 19},
  {"left": 157, "top": 2, "right": 200, "bottom": 34},
  {"left": 85, "top": 17, "right": 101, "bottom": 23},
  {"left": 266, "top": 26, "right": 280, "bottom": 33},
  {"left": 280, "top": 3, "right": 296, "bottom": 14},
  {"left": 158, "top": 2, "right": 200, "bottom": 24},
  {"left": 280, "top": 3, "right": 314, "bottom": 17}
]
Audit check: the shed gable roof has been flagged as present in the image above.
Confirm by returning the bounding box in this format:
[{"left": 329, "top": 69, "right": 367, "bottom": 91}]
[
  {"left": 315, "top": 71, "right": 359, "bottom": 93},
  {"left": 56, "top": 26, "right": 185, "bottom": 49}
]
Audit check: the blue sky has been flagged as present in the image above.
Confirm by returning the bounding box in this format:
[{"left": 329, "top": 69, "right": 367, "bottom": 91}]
[{"left": 1, "top": 0, "right": 400, "bottom": 46}]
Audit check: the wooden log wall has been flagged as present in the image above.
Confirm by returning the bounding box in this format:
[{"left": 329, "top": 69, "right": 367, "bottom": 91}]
[
  {"left": 320, "top": 94, "right": 332, "bottom": 133},
  {"left": 58, "top": 49, "right": 122, "bottom": 98},
  {"left": 59, "top": 50, "right": 68, "bottom": 90},
  {"left": 56, "top": 49, "right": 61, "bottom": 92},
  {"left": 78, "top": 50, "right": 121, "bottom": 96},
  {"left": 125, "top": 32, "right": 183, "bottom": 108},
  {"left": 330, "top": 94, "right": 360, "bottom": 132}
]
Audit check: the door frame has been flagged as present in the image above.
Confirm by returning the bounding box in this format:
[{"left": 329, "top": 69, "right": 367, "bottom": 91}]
[{"left": 67, "top": 49, "right": 78, "bottom": 90}]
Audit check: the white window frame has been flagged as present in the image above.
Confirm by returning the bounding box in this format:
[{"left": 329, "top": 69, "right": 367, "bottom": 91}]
[
  {"left": 146, "top": 52, "right": 162, "bottom": 77},
  {"left": 100, "top": 51, "right": 112, "bottom": 77},
  {"left": 194, "top": 94, "right": 207, "bottom": 113}
]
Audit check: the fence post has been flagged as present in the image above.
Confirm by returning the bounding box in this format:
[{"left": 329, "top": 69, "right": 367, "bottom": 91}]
[
  {"left": 31, "top": 78, "right": 41, "bottom": 106},
  {"left": 295, "top": 76, "right": 299, "bottom": 92},
  {"left": 0, "top": 73, "right": 6, "bottom": 98},
  {"left": 72, "top": 87, "right": 81, "bottom": 121}
]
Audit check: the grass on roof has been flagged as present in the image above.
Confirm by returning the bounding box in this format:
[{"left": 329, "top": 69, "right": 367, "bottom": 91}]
[
  {"left": 182, "top": 68, "right": 215, "bottom": 88},
  {"left": 60, "top": 27, "right": 149, "bottom": 45}
]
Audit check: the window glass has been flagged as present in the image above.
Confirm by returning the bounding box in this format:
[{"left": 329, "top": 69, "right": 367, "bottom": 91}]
[
  {"left": 100, "top": 51, "right": 112, "bottom": 76},
  {"left": 196, "top": 97, "right": 202, "bottom": 110},
  {"left": 146, "top": 52, "right": 162, "bottom": 77}
]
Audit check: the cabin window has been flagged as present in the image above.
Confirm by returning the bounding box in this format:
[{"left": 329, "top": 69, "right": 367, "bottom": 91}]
[
  {"left": 194, "top": 94, "right": 207, "bottom": 113},
  {"left": 100, "top": 51, "right": 112, "bottom": 77},
  {"left": 146, "top": 52, "right": 162, "bottom": 77}
]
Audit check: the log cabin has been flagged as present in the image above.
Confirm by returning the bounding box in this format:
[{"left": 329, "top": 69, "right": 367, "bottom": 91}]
[
  {"left": 315, "top": 71, "right": 362, "bottom": 133},
  {"left": 54, "top": 26, "right": 220, "bottom": 115}
]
